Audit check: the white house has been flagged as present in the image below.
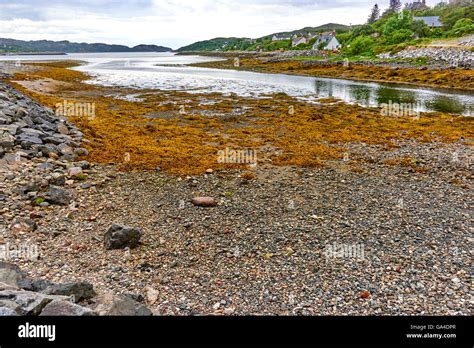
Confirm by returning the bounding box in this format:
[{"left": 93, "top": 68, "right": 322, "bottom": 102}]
[
  {"left": 292, "top": 36, "right": 308, "bottom": 47},
  {"left": 272, "top": 35, "right": 291, "bottom": 41},
  {"left": 312, "top": 32, "right": 341, "bottom": 51}
]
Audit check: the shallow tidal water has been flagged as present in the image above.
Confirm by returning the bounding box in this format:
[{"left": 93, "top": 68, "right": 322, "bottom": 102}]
[{"left": 1, "top": 52, "right": 473, "bottom": 115}]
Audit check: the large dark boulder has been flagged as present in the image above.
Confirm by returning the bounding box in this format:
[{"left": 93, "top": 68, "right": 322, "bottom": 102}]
[{"left": 104, "top": 224, "right": 143, "bottom": 250}]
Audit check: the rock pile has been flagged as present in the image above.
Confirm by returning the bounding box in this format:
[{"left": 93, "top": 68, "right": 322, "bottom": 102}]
[
  {"left": 0, "top": 262, "right": 152, "bottom": 316},
  {"left": 458, "top": 35, "right": 474, "bottom": 47},
  {"left": 378, "top": 47, "right": 474, "bottom": 68},
  {"left": 0, "top": 82, "right": 88, "bottom": 161}
]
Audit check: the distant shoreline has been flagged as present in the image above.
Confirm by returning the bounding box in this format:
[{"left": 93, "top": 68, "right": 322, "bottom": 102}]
[{"left": 0, "top": 52, "right": 67, "bottom": 56}]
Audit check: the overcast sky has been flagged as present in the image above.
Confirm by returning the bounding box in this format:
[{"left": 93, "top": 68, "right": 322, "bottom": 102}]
[{"left": 0, "top": 0, "right": 442, "bottom": 49}]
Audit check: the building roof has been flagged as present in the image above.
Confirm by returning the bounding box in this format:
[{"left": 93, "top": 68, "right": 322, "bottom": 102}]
[
  {"left": 414, "top": 16, "right": 443, "bottom": 27},
  {"left": 315, "top": 32, "right": 336, "bottom": 44}
]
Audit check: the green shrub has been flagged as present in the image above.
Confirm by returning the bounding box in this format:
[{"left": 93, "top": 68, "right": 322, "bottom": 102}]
[
  {"left": 385, "top": 29, "right": 413, "bottom": 45},
  {"left": 446, "top": 18, "right": 474, "bottom": 37},
  {"left": 348, "top": 36, "right": 376, "bottom": 55}
]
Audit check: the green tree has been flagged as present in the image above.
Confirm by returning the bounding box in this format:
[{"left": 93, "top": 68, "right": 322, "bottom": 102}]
[
  {"left": 383, "top": 10, "right": 413, "bottom": 37},
  {"left": 447, "top": 18, "right": 474, "bottom": 36},
  {"left": 412, "top": 19, "right": 430, "bottom": 38},
  {"left": 440, "top": 4, "right": 474, "bottom": 30},
  {"left": 389, "top": 0, "right": 401, "bottom": 13},
  {"left": 368, "top": 4, "right": 380, "bottom": 24}
]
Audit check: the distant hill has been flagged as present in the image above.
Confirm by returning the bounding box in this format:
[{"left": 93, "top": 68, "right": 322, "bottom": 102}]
[
  {"left": 177, "top": 38, "right": 247, "bottom": 52},
  {"left": 177, "top": 23, "right": 351, "bottom": 52},
  {"left": 260, "top": 23, "right": 351, "bottom": 40},
  {"left": 0, "top": 38, "right": 172, "bottom": 53}
]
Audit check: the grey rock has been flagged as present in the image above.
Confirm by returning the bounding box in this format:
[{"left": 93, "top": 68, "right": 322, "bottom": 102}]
[
  {"left": 39, "top": 121, "right": 56, "bottom": 133},
  {"left": 20, "top": 128, "right": 46, "bottom": 139},
  {"left": 16, "top": 134, "right": 43, "bottom": 148},
  {"left": 0, "top": 131, "right": 15, "bottom": 149},
  {"left": 41, "top": 282, "right": 96, "bottom": 303},
  {"left": 42, "top": 185, "right": 73, "bottom": 205},
  {"left": 38, "top": 144, "right": 58, "bottom": 156},
  {"left": 15, "top": 107, "right": 28, "bottom": 118},
  {"left": 74, "top": 148, "right": 89, "bottom": 157},
  {"left": 378, "top": 47, "right": 474, "bottom": 68},
  {"left": 37, "top": 162, "right": 54, "bottom": 171},
  {"left": 0, "top": 92, "right": 10, "bottom": 102},
  {"left": 40, "top": 300, "right": 97, "bottom": 316},
  {"left": 80, "top": 183, "right": 92, "bottom": 190},
  {"left": 75, "top": 160, "right": 91, "bottom": 169},
  {"left": 51, "top": 175, "right": 66, "bottom": 186},
  {"left": 0, "top": 115, "right": 12, "bottom": 125},
  {"left": 30, "top": 279, "right": 54, "bottom": 292},
  {"left": 0, "top": 262, "right": 32, "bottom": 289},
  {"left": 0, "top": 290, "right": 70, "bottom": 315},
  {"left": 44, "top": 134, "right": 74, "bottom": 146},
  {"left": 0, "top": 299, "right": 21, "bottom": 316},
  {"left": 94, "top": 293, "right": 153, "bottom": 316},
  {"left": 57, "top": 143, "right": 74, "bottom": 155},
  {"left": 104, "top": 224, "right": 143, "bottom": 250},
  {"left": 0, "top": 125, "right": 18, "bottom": 135}
]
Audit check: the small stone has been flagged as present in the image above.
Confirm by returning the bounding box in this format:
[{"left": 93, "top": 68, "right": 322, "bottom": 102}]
[
  {"left": 224, "top": 307, "right": 236, "bottom": 315},
  {"left": 11, "top": 218, "right": 37, "bottom": 233},
  {"left": 146, "top": 286, "right": 159, "bottom": 304},
  {"left": 191, "top": 197, "right": 217, "bottom": 207},
  {"left": 57, "top": 123, "right": 69, "bottom": 135},
  {"left": 57, "top": 143, "right": 73, "bottom": 156},
  {"left": 360, "top": 291, "right": 371, "bottom": 299},
  {"left": 68, "top": 167, "right": 83, "bottom": 178}
]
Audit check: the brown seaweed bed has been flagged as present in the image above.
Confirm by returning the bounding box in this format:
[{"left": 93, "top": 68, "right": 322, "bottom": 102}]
[{"left": 8, "top": 60, "right": 473, "bottom": 175}]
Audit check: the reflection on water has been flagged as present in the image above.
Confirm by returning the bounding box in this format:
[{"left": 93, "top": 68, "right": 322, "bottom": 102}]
[
  {"left": 313, "top": 79, "right": 473, "bottom": 116},
  {"left": 349, "top": 85, "right": 372, "bottom": 105},
  {"left": 1, "top": 52, "right": 472, "bottom": 115},
  {"left": 425, "top": 96, "right": 466, "bottom": 114}
]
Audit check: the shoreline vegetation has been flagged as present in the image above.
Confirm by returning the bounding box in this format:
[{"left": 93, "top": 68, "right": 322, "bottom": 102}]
[{"left": 5, "top": 60, "right": 473, "bottom": 175}]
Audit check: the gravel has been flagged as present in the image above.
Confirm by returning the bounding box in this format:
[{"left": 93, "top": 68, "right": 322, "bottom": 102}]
[{"left": 0, "top": 78, "right": 472, "bottom": 316}]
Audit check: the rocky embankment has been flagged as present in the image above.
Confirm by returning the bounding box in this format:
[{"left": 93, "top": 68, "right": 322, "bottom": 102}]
[
  {"left": 0, "top": 79, "right": 153, "bottom": 316},
  {"left": 378, "top": 47, "right": 474, "bottom": 68},
  {"left": 0, "top": 79, "right": 87, "bottom": 161},
  {"left": 0, "top": 262, "right": 152, "bottom": 315}
]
